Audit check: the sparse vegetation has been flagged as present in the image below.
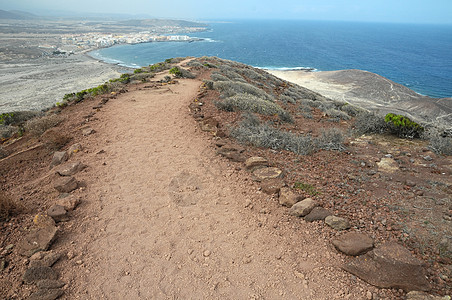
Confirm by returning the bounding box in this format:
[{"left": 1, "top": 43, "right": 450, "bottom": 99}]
[
  {"left": 169, "top": 66, "right": 195, "bottom": 79},
  {"left": 315, "top": 128, "right": 346, "bottom": 151},
  {"left": 425, "top": 129, "right": 452, "bottom": 155},
  {"left": 24, "top": 113, "right": 63, "bottom": 136},
  {"left": 354, "top": 111, "right": 388, "bottom": 134},
  {"left": 213, "top": 81, "right": 274, "bottom": 101},
  {"left": 215, "top": 93, "right": 292, "bottom": 122},
  {"left": 294, "top": 182, "right": 320, "bottom": 196}
]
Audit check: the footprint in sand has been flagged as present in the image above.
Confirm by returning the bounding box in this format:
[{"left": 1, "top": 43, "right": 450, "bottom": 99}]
[{"left": 168, "top": 171, "right": 203, "bottom": 206}]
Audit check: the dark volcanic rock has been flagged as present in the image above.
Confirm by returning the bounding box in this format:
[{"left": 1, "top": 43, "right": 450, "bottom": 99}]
[
  {"left": 23, "top": 266, "right": 58, "bottom": 284},
  {"left": 332, "top": 232, "right": 374, "bottom": 256},
  {"left": 304, "top": 207, "right": 333, "bottom": 222},
  {"left": 54, "top": 176, "right": 78, "bottom": 193},
  {"left": 29, "top": 288, "right": 64, "bottom": 300},
  {"left": 343, "top": 241, "right": 431, "bottom": 291}
]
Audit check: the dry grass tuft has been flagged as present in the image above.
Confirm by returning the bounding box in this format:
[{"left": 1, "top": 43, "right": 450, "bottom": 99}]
[
  {"left": 0, "top": 193, "right": 23, "bottom": 221},
  {"left": 25, "top": 114, "right": 64, "bottom": 137}
]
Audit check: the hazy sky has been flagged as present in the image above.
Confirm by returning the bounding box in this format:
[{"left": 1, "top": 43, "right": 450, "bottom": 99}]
[{"left": 2, "top": 0, "right": 452, "bottom": 24}]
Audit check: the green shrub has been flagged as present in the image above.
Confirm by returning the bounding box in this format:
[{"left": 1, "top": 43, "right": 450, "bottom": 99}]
[
  {"left": 133, "top": 68, "right": 144, "bottom": 74},
  {"left": 384, "top": 113, "right": 424, "bottom": 138},
  {"left": 169, "top": 67, "right": 195, "bottom": 78}
]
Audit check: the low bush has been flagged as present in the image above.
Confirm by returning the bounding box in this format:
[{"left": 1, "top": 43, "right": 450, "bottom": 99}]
[
  {"left": 211, "top": 73, "right": 231, "bottom": 82},
  {"left": 315, "top": 128, "right": 346, "bottom": 151},
  {"left": 325, "top": 108, "right": 351, "bottom": 121},
  {"left": 0, "top": 125, "right": 17, "bottom": 139},
  {"left": 384, "top": 113, "right": 424, "bottom": 138},
  {"left": 0, "top": 111, "right": 43, "bottom": 126},
  {"left": 354, "top": 111, "right": 387, "bottom": 134},
  {"left": 0, "top": 193, "right": 22, "bottom": 221},
  {"left": 215, "top": 93, "right": 293, "bottom": 122},
  {"left": 425, "top": 129, "right": 452, "bottom": 155},
  {"left": 213, "top": 81, "right": 274, "bottom": 101},
  {"left": 25, "top": 114, "right": 64, "bottom": 137},
  {"left": 169, "top": 67, "right": 195, "bottom": 79},
  {"left": 340, "top": 103, "right": 361, "bottom": 117},
  {"left": 230, "top": 114, "right": 315, "bottom": 155}
]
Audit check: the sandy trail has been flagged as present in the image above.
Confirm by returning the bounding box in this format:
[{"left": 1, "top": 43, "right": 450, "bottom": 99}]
[{"left": 59, "top": 74, "right": 366, "bottom": 299}]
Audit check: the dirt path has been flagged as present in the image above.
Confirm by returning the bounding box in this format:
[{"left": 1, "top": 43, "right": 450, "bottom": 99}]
[{"left": 57, "top": 75, "right": 374, "bottom": 299}]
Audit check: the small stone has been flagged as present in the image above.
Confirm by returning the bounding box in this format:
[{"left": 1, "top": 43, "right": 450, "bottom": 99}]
[
  {"left": 55, "top": 161, "right": 87, "bottom": 176},
  {"left": 33, "top": 213, "right": 56, "bottom": 228},
  {"left": 332, "top": 232, "right": 374, "bottom": 256},
  {"left": 56, "top": 197, "right": 81, "bottom": 212},
  {"left": 289, "top": 198, "right": 318, "bottom": 217},
  {"left": 29, "top": 251, "right": 62, "bottom": 268},
  {"left": 260, "top": 178, "right": 284, "bottom": 195},
  {"left": 279, "top": 187, "right": 302, "bottom": 207},
  {"left": 366, "top": 291, "right": 373, "bottom": 300},
  {"left": 405, "top": 180, "right": 416, "bottom": 187},
  {"left": 245, "top": 157, "right": 268, "bottom": 171},
  {"left": 46, "top": 205, "right": 69, "bottom": 222},
  {"left": 50, "top": 151, "right": 68, "bottom": 168},
  {"left": 54, "top": 176, "right": 78, "bottom": 193},
  {"left": 304, "top": 207, "right": 333, "bottom": 222},
  {"left": 29, "top": 288, "right": 64, "bottom": 300},
  {"left": 325, "top": 216, "right": 351, "bottom": 231},
  {"left": 36, "top": 279, "right": 65, "bottom": 289},
  {"left": 203, "top": 250, "right": 211, "bottom": 257},
  {"left": 17, "top": 226, "right": 58, "bottom": 257},
  {"left": 0, "top": 259, "right": 6, "bottom": 271},
  {"left": 67, "top": 143, "right": 83, "bottom": 157},
  {"left": 67, "top": 251, "right": 75, "bottom": 260},
  {"left": 252, "top": 167, "right": 283, "bottom": 182},
  {"left": 23, "top": 266, "right": 58, "bottom": 284},
  {"left": 82, "top": 127, "right": 95, "bottom": 136},
  {"left": 377, "top": 158, "right": 399, "bottom": 173},
  {"left": 423, "top": 156, "right": 433, "bottom": 161}
]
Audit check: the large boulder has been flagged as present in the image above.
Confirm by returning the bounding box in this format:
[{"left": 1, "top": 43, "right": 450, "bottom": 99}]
[
  {"left": 289, "top": 198, "right": 318, "bottom": 217},
  {"left": 343, "top": 241, "right": 431, "bottom": 291},
  {"left": 332, "top": 232, "right": 374, "bottom": 256}
]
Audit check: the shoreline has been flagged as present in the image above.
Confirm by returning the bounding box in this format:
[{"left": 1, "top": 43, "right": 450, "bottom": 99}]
[
  {"left": 0, "top": 52, "right": 132, "bottom": 114},
  {"left": 269, "top": 69, "right": 452, "bottom": 128}
]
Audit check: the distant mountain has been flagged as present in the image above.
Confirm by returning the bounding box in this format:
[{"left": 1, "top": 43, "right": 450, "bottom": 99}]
[{"left": 0, "top": 10, "right": 39, "bottom": 19}]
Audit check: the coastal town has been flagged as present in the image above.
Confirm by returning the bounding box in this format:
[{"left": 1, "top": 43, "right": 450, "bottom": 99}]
[{"left": 58, "top": 31, "right": 200, "bottom": 51}]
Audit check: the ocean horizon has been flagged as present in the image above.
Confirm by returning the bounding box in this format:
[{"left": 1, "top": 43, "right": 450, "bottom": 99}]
[{"left": 89, "top": 19, "right": 452, "bottom": 98}]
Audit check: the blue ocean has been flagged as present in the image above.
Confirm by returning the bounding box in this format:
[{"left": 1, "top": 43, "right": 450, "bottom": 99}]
[{"left": 90, "top": 20, "right": 452, "bottom": 98}]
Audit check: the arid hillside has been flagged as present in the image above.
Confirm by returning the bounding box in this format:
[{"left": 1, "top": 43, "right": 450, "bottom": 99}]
[{"left": 0, "top": 57, "right": 451, "bottom": 299}]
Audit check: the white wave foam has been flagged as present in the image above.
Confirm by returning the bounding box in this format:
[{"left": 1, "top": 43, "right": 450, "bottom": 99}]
[{"left": 258, "top": 66, "right": 317, "bottom": 72}]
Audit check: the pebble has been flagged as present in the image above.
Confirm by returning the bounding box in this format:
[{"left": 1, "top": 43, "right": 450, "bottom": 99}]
[
  {"left": 203, "top": 250, "right": 211, "bottom": 257},
  {"left": 366, "top": 291, "right": 373, "bottom": 299}
]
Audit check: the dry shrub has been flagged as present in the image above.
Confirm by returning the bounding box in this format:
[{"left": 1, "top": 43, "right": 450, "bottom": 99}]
[
  {"left": 0, "top": 193, "right": 22, "bottom": 221},
  {"left": 25, "top": 114, "right": 64, "bottom": 137},
  {"left": 40, "top": 128, "right": 72, "bottom": 150}
]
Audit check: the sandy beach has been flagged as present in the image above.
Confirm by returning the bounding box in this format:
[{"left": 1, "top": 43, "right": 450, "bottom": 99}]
[{"left": 0, "top": 53, "right": 130, "bottom": 114}]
